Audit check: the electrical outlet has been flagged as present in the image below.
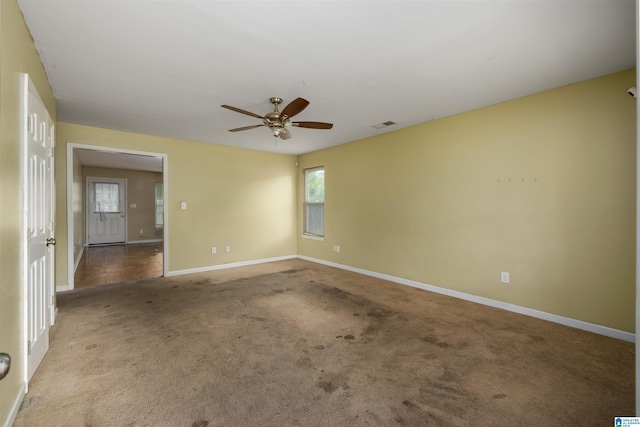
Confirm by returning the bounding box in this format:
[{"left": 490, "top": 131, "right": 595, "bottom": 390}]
[
  {"left": 333, "top": 245, "right": 341, "bottom": 252},
  {"left": 225, "top": 245, "right": 230, "bottom": 253},
  {"left": 501, "top": 272, "right": 510, "bottom": 284},
  {"left": 211, "top": 247, "right": 216, "bottom": 254},
  {"left": 139, "top": 229, "right": 143, "bottom": 235}
]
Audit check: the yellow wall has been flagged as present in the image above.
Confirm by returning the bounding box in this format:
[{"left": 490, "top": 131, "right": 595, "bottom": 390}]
[
  {"left": 0, "top": 0, "right": 56, "bottom": 422},
  {"left": 55, "top": 124, "right": 298, "bottom": 286},
  {"left": 83, "top": 167, "right": 163, "bottom": 242},
  {"left": 298, "top": 69, "right": 636, "bottom": 333}
]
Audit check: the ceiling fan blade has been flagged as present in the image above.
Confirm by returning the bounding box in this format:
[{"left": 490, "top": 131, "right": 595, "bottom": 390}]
[
  {"left": 228, "top": 124, "right": 264, "bottom": 132},
  {"left": 280, "top": 128, "right": 292, "bottom": 140},
  {"left": 281, "top": 98, "right": 309, "bottom": 119},
  {"left": 292, "top": 121, "right": 333, "bottom": 129},
  {"left": 221, "top": 105, "right": 264, "bottom": 119}
]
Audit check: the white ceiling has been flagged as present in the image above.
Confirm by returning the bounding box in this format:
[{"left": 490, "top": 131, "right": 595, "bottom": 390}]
[{"left": 19, "top": 0, "right": 636, "bottom": 156}]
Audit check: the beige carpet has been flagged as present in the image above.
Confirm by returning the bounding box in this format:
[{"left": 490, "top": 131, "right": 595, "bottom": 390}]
[{"left": 15, "top": 259, "right": 634, "bottom": 426}]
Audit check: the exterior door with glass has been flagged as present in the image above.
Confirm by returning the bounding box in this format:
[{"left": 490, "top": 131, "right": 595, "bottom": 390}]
[{"left": 87, "top": 177, "right": 127, "bottom": 245}]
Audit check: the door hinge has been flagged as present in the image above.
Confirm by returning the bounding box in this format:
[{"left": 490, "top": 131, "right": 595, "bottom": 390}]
[
  {"left": 27, "top": 341, "right": 32, "bottom": 355},
  {"left": 27, "top": 115, "right": 33, "bottom": 133}
]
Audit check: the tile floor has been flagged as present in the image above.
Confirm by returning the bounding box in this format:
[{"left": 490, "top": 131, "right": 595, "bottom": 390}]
[{"left": 74, "top": 242, "right": 164, "bottom": 289}]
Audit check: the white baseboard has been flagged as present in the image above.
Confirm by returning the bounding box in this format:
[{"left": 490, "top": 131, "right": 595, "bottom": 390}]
[
  {"left": 3, "top": 380, "right": 26, "bottom": 427},
  {"left": 126, "top": 239, "right": 163, "bottom": 245},
  {"left": 73, "top": 246, "right": 84, "bottom": 273},
  {"left": 298, "top": 256, "right": 635, "bottom": 343},
  {"left": 166, "top": 255, "right": 298, "bottom": 277},
  {"left": 55, "top": 249, "right": 635, "bottom": 342}
]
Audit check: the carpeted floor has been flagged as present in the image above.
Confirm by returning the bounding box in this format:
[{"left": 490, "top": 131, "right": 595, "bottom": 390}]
[{"left": 15, "top": 259, "right": 634, "bottom": 426}]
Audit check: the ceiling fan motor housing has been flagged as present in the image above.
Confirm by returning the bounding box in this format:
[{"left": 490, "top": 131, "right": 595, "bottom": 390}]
[{"left": 263, "top": 97, "right": 288, "bottom": 134}]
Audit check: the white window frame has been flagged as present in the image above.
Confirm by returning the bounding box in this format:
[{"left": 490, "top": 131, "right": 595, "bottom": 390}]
[{"left": 304, "top": 166, "right": 325, "bottom": 239}]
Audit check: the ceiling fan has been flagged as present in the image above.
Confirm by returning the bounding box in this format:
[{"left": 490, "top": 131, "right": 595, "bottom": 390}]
[{"left": 221, "top": 97, "right": 333, "bottom": 140}]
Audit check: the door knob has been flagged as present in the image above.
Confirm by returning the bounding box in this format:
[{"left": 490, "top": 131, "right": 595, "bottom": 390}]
[
  {"left": 0, "top": 353, "right": 10, "bottom": 381},
  {"left": 46, "top": 238, "right": 56, "bottom": 246}
]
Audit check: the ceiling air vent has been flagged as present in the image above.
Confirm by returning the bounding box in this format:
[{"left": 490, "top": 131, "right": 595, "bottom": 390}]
[{"left": 372, "top": 121, "right": 396, "bottom": 129}]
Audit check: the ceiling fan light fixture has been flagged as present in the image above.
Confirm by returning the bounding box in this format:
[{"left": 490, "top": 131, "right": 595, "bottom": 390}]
[{"left": 222, "top": 97, "right": 333, "bottom": 141}]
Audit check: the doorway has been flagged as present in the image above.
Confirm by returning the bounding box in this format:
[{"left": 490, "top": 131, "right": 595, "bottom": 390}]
[{"left": 64, "top": 144, "right": 168, "bottom": 291}]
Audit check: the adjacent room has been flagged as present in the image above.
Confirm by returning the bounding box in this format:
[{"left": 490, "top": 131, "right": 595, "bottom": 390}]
[
  {"left": 0, "top": 1, "right": 637, "bottom": 426},
  {"left": 70, "top": 149, "right": 166, "bottom": 290}
]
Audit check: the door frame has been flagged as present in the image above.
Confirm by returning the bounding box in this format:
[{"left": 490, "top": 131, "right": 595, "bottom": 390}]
[
  {"left": 64, "top": 143, "right": 168, "bottom": 291},
  {"left": 85, "top": 176, "right": 128, "bottom": 245}
]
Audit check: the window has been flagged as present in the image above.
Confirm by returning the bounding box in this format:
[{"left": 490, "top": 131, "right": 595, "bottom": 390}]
[
  {"left": 94, "top": 182, "right": 120, "bottom": 213},
  {"left": 304, "top": 166, "right": 324, "bottom": 237},
  {"left": 155, "top": 183, "right": 164, "bottom": 228}
]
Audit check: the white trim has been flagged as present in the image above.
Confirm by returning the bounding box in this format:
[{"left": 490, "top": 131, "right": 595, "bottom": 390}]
[
  {"left": 73, "top": 245, "right": 84, "bottom": 273},
  {"left": 19, "top": 73, "right": 29, "bottom": 392},
  {"left": 66, "top": 143, "right": 169, "bottom": 290},
  {"left": 126, "top": 239, "right": 164, "bottom": 245},
  {"left": 162, "top": 158, "right": 168, "bottom": 278},
  {"left": 302, "top": 234, "right": 325, "bottom": 241},
  {"left": 66, "top": 145, "right": 75, "bottom": 290},
  {"left": 166, "top": 255, "right": 297, "bottom": 277},
  {"left": 2, "top": 381, "right": 26, "bottom": 427},
  {"left": 298, "top": 256, "right": 636, "bottom": 343}
]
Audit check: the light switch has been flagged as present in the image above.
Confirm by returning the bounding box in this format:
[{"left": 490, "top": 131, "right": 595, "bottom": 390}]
[{"left": 180, "top": 202, "right": 187, "bottom": 210}]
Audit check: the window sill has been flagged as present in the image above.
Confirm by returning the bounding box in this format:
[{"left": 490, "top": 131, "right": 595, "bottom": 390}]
[{"left": 302, "top": 234, "right": 325, "bottom": 241}]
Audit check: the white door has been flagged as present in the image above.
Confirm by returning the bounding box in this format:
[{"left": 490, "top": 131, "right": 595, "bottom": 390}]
[
  {"left": 24, "top": 75, "right": 55, "bottom": 382},
  {"left": 87, "top": 177, "right": 127, "bottom": 245}
]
